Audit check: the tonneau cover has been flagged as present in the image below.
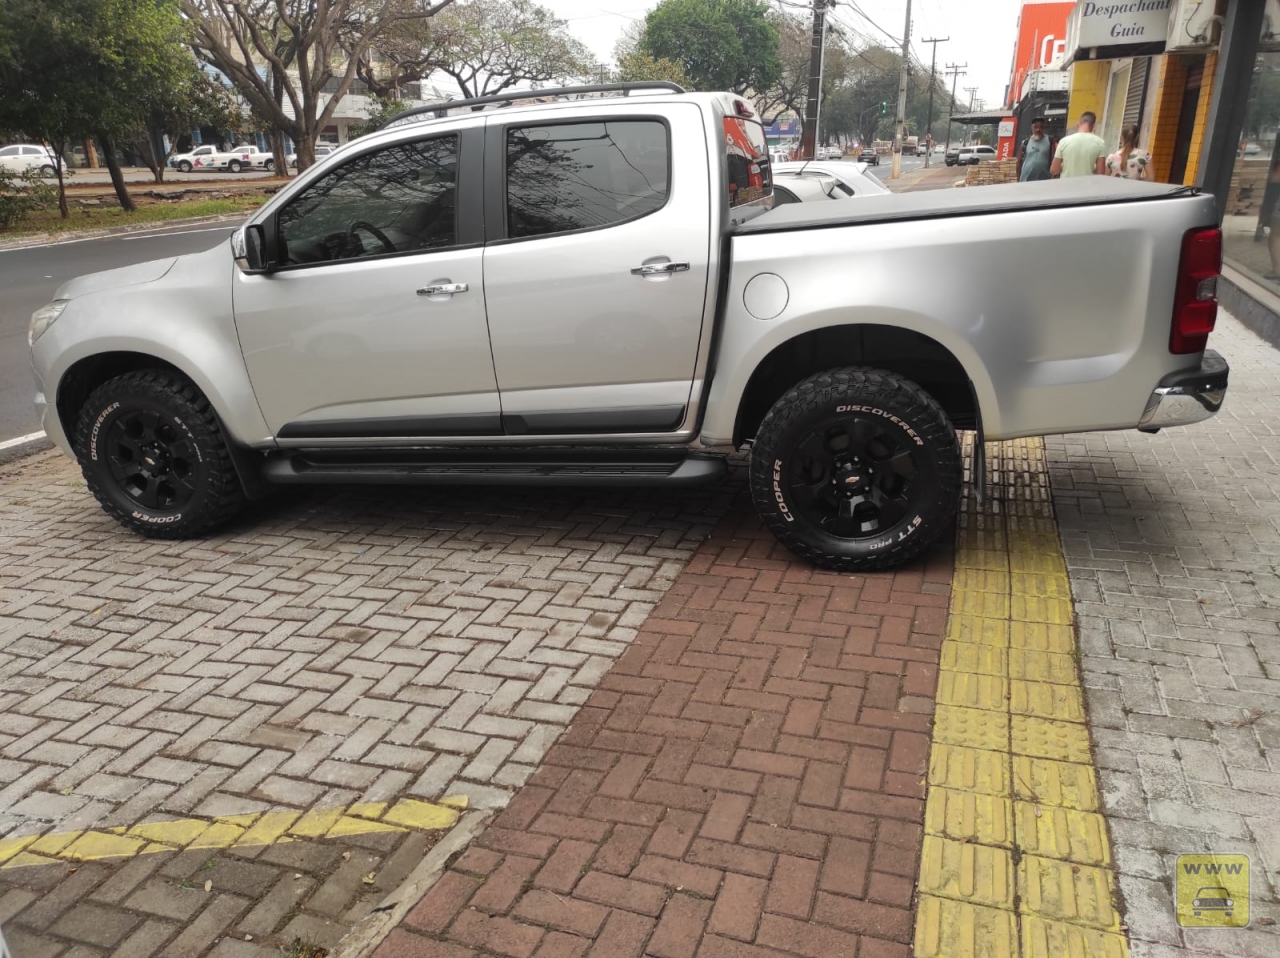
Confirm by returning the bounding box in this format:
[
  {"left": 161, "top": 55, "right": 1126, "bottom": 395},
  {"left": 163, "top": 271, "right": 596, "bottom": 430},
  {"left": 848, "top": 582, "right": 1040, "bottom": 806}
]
[{"left": 734, "top": 176, "right": 1200, "bottom": 234}]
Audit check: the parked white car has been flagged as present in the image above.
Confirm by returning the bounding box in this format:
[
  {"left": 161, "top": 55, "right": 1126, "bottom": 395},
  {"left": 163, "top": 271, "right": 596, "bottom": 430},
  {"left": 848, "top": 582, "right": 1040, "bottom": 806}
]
[
  {"left": 772, "top": 160, "right": 890, "bottom": 197},
  {"left": 770, "top": 174, "right": 844, "bottom": 205},
  {"left": 0, "top": 143, "right": 62, "bottom": 177},
  {"left": 287, "top": 144, "right": 336, "bottom": 168},
  {"left": 169, "top": 144, "right": 273, "bottom": 173}
]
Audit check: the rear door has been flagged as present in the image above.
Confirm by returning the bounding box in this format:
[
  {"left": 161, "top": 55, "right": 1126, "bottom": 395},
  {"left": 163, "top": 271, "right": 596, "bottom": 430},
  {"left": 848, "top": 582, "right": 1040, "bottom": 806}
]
[{"left": 480, "top": 104, "right": 714, "bottom": 436}]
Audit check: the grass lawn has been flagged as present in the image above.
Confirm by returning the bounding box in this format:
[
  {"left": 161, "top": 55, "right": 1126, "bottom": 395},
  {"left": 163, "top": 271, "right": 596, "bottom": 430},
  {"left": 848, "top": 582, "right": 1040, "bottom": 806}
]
[{"left": 4, "top": 195, "right": 268, "bottom": 238}]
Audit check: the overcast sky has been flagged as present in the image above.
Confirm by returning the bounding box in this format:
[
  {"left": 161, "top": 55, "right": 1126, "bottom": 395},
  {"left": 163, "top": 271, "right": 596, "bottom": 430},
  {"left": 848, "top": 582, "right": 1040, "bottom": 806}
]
[{"left": 540, "top": 0, "right": 1028, "bottom": 110}]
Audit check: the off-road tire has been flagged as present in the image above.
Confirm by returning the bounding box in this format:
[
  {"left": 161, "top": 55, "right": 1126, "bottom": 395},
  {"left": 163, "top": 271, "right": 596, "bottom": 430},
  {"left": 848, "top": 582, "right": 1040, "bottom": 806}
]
[
  {"left": 73, "top": 370, "right": 245, "bottom": 539},
  {"left": 749, "top": 367, "right": 961, "bottom": 571}
]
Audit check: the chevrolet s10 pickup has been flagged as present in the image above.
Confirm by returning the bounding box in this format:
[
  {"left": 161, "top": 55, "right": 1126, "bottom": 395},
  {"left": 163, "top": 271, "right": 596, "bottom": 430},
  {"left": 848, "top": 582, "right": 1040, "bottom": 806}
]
[{"left": 28, "top": 82, "right": 1228, "bottom": 570}]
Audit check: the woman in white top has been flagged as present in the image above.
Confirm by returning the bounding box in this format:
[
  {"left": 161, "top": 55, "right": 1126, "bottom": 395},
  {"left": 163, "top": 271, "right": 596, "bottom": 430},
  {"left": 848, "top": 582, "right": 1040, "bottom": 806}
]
[{"left": 1106, "top": 125, "right": 1150, "bottom": 180}]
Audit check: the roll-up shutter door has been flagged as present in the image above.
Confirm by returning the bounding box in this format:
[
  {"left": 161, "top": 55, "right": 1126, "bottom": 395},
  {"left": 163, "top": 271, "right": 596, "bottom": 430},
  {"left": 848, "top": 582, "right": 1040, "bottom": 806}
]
[{"left": 1124, "top": 57, "right": 1150, "bottom": 127}]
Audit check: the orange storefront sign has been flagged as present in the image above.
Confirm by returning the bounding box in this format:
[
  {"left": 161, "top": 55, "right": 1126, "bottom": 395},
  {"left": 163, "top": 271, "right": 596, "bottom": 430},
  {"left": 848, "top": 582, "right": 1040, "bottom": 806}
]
[{"left": 1007, "top": 1, "right": 1075, "bottom": 107}]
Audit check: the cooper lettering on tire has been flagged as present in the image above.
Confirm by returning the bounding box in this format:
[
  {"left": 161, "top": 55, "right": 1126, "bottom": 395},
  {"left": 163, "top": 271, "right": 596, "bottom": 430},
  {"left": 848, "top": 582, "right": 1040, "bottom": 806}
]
[
  {"left": 72, "top": 369, "right": 245, "bottom": 539},
  {"left": 749, "top": 367, "right": 961, "bottom": 571}
]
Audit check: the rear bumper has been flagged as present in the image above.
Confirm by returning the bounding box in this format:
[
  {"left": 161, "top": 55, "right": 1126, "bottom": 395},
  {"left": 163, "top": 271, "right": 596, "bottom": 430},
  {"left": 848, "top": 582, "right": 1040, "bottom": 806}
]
[{"left": 1137, "top": 349, "right": 1228, "bottom": 431}]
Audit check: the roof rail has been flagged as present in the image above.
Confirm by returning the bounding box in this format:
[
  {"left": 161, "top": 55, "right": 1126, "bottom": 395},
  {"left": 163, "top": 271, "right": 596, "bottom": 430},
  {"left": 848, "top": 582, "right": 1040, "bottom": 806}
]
[{"left": 374, "top": 81, "right": 689, "bottom": 132}]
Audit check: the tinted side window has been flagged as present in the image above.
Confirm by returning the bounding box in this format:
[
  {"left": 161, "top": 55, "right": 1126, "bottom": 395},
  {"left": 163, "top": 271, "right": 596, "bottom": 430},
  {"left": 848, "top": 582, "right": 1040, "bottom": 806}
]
[
  {"left": 506, "top": 121, "right": 669, "bottom": 239},
  {"left": 0, "top": 147, "right": 20, "bottom": 157},
  {"left": 772, "top": 186, "right": 798, "bottom": 205},
  {"left": 278, "top": 136, "right": 457, "bottom": 266}
]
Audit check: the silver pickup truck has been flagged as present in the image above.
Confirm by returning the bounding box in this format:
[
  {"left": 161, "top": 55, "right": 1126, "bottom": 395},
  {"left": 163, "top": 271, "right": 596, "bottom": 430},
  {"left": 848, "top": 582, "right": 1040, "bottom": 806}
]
[{"left": 28, "top": 82, "right": 1228, "bottom": 571}]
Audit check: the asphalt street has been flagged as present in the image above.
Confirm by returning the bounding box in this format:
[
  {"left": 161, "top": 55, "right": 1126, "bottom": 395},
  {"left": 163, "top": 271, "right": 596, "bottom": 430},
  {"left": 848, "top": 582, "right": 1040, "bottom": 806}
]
[
  {"left": 865, "top": 153, "right": 929, "bottom": 178},
  {"left": 0, "top": 222, "right": 239, "bottom": 444}
]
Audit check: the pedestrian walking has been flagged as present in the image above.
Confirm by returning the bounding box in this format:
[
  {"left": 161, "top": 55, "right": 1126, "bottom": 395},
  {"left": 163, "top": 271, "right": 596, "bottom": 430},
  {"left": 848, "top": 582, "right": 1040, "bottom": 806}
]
[
  {"left": 1017, "top": 117, "right": 1055, "bottom": 182},
  {"left": 1105, "top": 124, "right": 1150, "bottom": 180},
  {"left": 1051, "top": 112, "right": 1106, "bottom": 178}
]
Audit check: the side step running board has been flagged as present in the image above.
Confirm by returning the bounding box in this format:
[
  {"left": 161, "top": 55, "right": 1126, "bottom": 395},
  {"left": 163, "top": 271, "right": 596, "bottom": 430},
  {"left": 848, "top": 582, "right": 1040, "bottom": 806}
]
[{"left": 262, "top": 452, "right": 728, "bottom": 487}]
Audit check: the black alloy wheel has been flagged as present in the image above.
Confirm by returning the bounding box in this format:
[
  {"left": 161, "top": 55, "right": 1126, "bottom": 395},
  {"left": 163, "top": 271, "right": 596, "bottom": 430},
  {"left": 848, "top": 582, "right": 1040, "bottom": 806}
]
[
  {"left": 783, "top": 414, "right": 921, "bottom": 540},
  {"left": 102, "top": 409, "right": 199, "bottom": 512}
]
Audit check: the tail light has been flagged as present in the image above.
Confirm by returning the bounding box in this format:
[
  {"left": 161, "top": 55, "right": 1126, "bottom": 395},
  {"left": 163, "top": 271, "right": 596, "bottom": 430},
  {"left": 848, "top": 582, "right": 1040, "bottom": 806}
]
[{"left": 1170, "top": 226, "right": 1221, "bottom": 354}]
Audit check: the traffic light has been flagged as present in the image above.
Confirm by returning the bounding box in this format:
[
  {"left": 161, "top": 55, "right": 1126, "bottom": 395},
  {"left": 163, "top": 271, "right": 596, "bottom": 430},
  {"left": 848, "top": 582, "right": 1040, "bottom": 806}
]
[{"left": 880, "top": 101, "right": 887, "bottom": 115}]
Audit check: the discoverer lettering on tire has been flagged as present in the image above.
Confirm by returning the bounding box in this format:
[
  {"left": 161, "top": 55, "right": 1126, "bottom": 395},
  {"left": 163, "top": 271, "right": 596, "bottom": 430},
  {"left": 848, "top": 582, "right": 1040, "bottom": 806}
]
[{"left": 749, "top": 367, "right": 961, "bottom": 572}]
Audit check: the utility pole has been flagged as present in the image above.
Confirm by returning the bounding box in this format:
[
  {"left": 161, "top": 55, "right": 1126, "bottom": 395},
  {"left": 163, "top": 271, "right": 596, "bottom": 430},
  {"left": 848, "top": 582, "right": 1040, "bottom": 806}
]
[
  {"left": 964, "top": 86, "right": 979, "bottom": 144},
  {"left": 890, "top": 0, "right": 913, "bottom": 179},
  {"left": 800, "top": 0, "right": 833, "bottom": 160},
  {"left": 920, "top": 36, "right": 947, "bottom": 168},
  {"left": 943, "top": 63, "right": 966, "bottom": 156}
]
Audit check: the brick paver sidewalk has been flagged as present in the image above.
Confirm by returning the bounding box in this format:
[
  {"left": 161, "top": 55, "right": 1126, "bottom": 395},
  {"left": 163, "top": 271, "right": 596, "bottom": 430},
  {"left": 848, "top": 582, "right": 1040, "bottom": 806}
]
[
  {"left": 374, "top": 494, "right": 952, "bottom": 958},
  {"left": 1048, "top": 313, "right": 1280, "bottom": 956},
  {"left": 0, "top": 460, "right": 731, "bottom": 956}
]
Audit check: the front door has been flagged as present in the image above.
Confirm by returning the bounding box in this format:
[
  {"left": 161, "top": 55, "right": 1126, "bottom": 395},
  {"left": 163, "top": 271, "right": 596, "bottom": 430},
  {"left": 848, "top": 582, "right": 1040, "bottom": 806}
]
[
  {"left": 234, "top": 126, "right": 502, "bottom": 441},
  {"left": 481, "top": 106, "right": 714, "bottom": 435}
]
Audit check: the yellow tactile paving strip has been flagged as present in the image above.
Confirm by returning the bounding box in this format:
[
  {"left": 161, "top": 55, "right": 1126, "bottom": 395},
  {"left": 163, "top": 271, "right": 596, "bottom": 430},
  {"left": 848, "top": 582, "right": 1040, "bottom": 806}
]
[
  {"left": 914, "top": 437, "right": 1129, "bottom": 958},
  {"left": 0, "top": 795, "right": 466, "bottom": 871}
]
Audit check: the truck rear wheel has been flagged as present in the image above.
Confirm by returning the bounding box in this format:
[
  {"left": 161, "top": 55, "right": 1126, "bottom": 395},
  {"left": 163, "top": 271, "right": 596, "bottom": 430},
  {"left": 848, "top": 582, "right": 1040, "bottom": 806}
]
[
  {"left": 73, "top": 370, "right": 246, "bottom": 539},
  {"left": 749, "top": 367, "right": 961, "bottom": 571}
]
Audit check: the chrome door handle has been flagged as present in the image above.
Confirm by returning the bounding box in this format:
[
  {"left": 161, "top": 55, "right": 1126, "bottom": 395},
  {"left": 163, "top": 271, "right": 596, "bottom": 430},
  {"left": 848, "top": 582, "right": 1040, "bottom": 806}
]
[
  {"left": 417, "top": 283, "right": 469, "bottom": 296},
  {"left": 631, "top": 262, "right": 690, "bottom": 276}
]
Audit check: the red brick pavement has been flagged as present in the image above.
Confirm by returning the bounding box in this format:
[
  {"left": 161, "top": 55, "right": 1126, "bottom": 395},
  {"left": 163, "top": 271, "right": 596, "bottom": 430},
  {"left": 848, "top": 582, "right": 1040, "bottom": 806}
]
[{"left": 373, "top": 496, "right": 952, "bottom": 958}]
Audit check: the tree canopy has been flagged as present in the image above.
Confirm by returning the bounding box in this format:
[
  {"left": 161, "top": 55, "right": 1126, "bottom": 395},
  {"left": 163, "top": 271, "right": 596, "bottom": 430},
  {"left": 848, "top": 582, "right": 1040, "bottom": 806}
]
[
  {"left": 428, "top": 0, "right": 595, "bottom": 98},
  {"left": 182, "top": 0, "right": 458, "bottom": 171},
  {"left": 0, "top": 0, "right": 219, "bottom": 212},
  {"left": 639, "top": 0, "right": 780, "bottom": 95}
]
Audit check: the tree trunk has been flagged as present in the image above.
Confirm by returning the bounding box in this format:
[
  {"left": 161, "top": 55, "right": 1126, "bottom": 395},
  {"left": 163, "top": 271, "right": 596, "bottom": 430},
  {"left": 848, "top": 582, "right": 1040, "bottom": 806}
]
[
  {"left": 52, "top": 137, "right": 68, "bottom": 219},
  {"left": 295, "top": 136, "right": 317, "bottom": 172},
  {"left": 149, "top": 126, "right": 167, "bottom": 183},
  {"left": 268, "top": 129, "right": 287, "bottom": 178},
  {"left": 98, "top": 133, "right": 136, "bottom": 212},
  {"left": 83, "top": 138, "right": 99, "bottom": 169}
]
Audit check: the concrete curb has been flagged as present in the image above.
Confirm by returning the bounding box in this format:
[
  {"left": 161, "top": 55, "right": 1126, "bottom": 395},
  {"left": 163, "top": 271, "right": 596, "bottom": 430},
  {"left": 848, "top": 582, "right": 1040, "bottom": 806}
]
[
  {"left": 0, "top": 435, "right": 54, "bottom": 467},
  {"left": 327, "top": 809, "right": 494, "bottom": 958},
  {"left": 0, "top": 212, "right": 250, "bottom": 251}
]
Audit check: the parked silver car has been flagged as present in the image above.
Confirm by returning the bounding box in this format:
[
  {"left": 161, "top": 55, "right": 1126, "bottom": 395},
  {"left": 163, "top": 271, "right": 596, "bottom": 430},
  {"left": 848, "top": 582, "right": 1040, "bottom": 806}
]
[{"left": 27, "top": 82, "right": 1229, "bottom": 571}]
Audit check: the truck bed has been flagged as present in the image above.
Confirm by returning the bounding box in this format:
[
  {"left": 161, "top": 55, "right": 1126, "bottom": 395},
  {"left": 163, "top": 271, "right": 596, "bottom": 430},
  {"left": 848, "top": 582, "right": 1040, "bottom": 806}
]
[{"left": 736, "top": 177, "right": 1199, "bottom": 233}]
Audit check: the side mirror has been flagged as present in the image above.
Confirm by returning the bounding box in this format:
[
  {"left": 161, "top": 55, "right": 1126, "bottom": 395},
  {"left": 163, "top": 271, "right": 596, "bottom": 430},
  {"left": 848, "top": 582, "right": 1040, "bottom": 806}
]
[{"left": 233, "top": 223, "right": 272, "bottom": 274}]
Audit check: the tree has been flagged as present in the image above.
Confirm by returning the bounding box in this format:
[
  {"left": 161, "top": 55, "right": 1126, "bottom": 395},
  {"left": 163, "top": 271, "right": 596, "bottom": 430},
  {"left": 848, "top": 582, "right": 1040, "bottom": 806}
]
[
  {"left": 639, "top": 0, "right": 780, "bottom": 94},
  {"left": 0, "top": 0, "right": 202, "bottom": 214},
  {"left": 124, "top": 68, "right": 243, "bottom": 184},
  {"left": 615, "top": 53, "right": 689, "bottom": 87},
  {"left": 183, "top": 0, "right": 458, "bottom": 172},
  {"left": 427, "top": 0, "right": 595, "bottom": 98}
]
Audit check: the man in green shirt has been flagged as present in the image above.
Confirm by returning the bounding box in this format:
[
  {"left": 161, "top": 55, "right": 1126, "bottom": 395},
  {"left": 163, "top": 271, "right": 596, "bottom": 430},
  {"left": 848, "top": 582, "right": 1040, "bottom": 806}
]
[{"left": 1051, "top": 112, "right": 1107, "bottom": 178}]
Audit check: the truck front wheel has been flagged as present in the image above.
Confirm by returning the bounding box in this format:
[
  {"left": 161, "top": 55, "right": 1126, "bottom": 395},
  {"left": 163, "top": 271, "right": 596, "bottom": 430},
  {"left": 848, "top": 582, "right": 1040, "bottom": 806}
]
[
  {"left": 73, "top": 370, "right": 246, "bottom": 539},
  {"left": 749, "top": 368, "right": 961, "bottom": 571}
]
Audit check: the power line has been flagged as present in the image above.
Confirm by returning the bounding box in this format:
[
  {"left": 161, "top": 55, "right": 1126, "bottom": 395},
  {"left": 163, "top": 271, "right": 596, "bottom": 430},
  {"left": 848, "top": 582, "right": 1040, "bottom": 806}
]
[{"left": 842, "top": 0, "right": 901, "bottom": 46}]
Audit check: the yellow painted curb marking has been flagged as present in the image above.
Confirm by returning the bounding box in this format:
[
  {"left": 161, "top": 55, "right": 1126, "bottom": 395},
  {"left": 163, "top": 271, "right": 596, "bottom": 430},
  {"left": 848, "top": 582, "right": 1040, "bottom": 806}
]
[
  {"left": 0, "top": 796, "right": 465, "bottom": 871},
  {"left": 916, "top": 437, "right": 1128, "bottom": 958}
]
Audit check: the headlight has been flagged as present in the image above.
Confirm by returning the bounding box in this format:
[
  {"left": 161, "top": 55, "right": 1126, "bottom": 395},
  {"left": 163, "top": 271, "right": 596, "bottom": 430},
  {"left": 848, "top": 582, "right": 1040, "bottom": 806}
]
[{"left": 28, "top": 300, "right": 68, "bottom": 347}]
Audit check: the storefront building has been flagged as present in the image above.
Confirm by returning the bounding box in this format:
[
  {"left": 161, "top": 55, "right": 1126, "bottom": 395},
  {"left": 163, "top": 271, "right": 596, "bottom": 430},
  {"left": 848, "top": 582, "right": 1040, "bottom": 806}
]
[{"left": 1058, "top": 1, "right": 1280, "bottom": 333}]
